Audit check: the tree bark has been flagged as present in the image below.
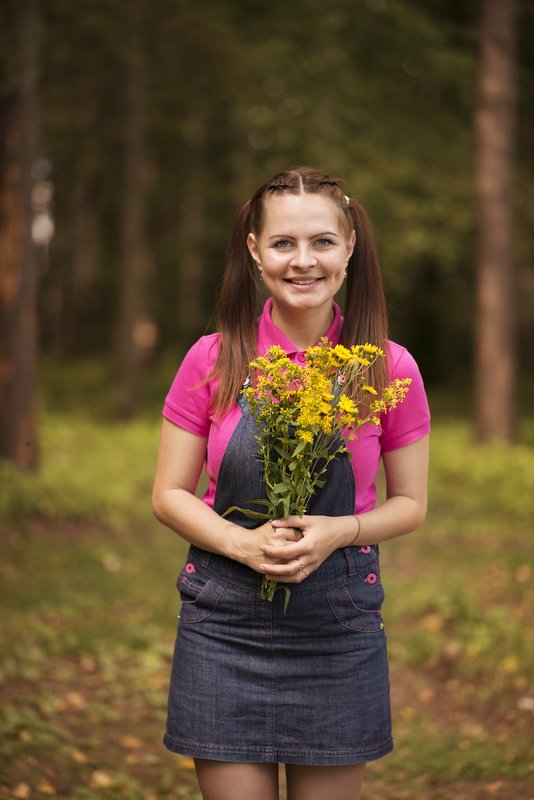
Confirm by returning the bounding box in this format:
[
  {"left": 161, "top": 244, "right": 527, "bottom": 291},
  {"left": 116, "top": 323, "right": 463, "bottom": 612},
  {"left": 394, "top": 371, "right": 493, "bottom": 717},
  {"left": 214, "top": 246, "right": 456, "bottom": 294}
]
[
  {"left": 0, "top": 0, "right": 40, "bottom": 468},
  {"left": 474, "top": 0, "right": 517, "bottom": 442},
  {"left": 177, "top": 107, "right": 209, "bottom": 342},
  {"left": 114, "top": 1, "right": 151, "bottom": 417}
]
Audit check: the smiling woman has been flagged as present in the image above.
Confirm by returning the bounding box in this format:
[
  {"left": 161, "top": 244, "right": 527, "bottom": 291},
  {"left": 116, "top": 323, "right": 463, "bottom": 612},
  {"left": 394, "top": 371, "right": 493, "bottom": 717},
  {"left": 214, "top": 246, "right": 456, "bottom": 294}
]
[
  {"left": 246, "top": 192, "right": 355, "bottom": 349},
  {"left": 152, "top": 166, "right": 430, "bottom": 800}
]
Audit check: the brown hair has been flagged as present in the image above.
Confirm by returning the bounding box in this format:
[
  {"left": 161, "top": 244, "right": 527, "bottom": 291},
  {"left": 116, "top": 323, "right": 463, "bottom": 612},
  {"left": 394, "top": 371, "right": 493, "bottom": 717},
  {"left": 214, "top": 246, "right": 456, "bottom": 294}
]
[{"left": 212, "top": 167, "right": 389, "bottom": 413}]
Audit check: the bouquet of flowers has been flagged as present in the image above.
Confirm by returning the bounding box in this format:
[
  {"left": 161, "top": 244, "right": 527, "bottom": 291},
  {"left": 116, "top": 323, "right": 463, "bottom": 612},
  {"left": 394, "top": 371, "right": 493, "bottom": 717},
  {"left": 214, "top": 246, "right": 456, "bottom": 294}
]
[{"left": 224, "top": 339, "right": 411, "bottom": 607}]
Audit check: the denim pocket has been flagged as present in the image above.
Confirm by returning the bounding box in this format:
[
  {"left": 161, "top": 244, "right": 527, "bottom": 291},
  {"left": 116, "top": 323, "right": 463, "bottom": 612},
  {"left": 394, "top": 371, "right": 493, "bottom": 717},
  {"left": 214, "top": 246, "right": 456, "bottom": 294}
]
[
  {"left": 177, "top": 568, "right": 226, "bottom": 624},
  {"left": 325, "top": 568, "right": 385, "bottom": 633}
]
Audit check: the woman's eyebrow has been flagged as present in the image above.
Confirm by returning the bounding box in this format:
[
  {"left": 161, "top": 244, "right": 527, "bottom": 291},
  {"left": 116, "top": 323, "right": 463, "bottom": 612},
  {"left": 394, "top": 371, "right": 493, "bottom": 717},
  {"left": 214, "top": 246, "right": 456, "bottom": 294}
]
[{"left": 267, "top": 230, "right": 339, "bottom": 240}]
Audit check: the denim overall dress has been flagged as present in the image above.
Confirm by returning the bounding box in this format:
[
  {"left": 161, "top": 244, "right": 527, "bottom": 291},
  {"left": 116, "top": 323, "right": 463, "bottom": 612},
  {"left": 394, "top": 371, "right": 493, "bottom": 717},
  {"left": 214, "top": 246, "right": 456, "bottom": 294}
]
[{"left": 163, "top": 394, "right": 393, "bottom": 765}]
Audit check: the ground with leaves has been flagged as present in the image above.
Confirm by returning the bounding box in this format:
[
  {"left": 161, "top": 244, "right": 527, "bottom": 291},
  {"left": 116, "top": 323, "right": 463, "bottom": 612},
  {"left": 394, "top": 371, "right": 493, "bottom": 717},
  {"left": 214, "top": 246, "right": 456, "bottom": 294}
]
[
  {"left": 1, "top": 414, "right": 533, "bottom": 799},
  {"left": 1, "top": 516, "right": 532, "bottom": 800}
]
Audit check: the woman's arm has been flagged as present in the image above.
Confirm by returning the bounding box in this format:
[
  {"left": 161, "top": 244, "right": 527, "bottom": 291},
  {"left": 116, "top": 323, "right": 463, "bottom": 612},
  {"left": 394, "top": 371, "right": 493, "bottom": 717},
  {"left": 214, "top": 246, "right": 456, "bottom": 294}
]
[
  {"left": 152, "top": 419, "right": 296, "bottom": 571},
  {"left": 260, "top": 434, "right": 430, "bottom": 582}
]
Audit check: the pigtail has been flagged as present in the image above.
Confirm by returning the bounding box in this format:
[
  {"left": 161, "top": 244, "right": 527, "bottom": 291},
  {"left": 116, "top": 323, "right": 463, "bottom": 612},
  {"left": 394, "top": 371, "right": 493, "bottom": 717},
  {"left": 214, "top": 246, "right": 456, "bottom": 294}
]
[
  {"left": 342, "top": 200, "right": 389, "bottom": 393},
  {"left": 211, "top": 168, "right": 389, "bottom": 411},
  {"left": 212, "top": 200, "right": 259, "bottom": 413}
]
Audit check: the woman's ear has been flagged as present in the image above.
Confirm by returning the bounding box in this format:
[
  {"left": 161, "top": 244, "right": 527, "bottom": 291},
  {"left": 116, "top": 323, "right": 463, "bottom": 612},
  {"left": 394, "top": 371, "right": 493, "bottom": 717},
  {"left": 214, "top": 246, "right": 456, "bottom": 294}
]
[
  {"left": 247, "top": 232, "right": 260, "bottom": 263},
  {"left": 347, "top": 229, "right": 356, "bottom": 260}
]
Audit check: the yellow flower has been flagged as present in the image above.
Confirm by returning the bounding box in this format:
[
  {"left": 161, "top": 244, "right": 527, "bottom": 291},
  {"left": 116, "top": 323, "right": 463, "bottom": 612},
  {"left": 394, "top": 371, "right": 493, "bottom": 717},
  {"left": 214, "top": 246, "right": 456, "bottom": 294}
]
[
  {"left": 330, "top": 344, "right": 352, "bottom": 366},
  {"left": 337, "top": 395, "right": 357, "bottom": 414}
]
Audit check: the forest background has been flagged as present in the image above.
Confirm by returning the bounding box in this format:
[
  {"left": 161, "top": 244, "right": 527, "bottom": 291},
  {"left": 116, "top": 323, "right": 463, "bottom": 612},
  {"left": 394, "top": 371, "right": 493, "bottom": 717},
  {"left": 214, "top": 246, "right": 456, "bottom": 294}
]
[
  {"left": 1, "top": 0, "right": 534, "bottom": 437},
  {"left": 1, "top": 1, "right": 533, "bottom": 799}
]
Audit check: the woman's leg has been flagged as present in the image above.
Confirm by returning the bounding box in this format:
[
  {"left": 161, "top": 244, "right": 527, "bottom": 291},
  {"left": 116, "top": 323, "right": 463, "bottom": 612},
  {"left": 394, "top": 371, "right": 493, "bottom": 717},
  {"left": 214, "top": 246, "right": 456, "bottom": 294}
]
[
  {"left": 194, "top": 759, "right": 279, "bottom": 800},
  {"left": 285, "top": 763, "right": 366, "bottom": 800}
]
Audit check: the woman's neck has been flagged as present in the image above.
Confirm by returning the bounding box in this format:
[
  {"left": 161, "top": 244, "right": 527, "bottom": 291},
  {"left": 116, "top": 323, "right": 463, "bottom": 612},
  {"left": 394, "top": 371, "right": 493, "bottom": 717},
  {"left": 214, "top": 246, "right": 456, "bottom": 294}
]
[{"left": 270, "top": 302, "right": 335, "bottom": 351}]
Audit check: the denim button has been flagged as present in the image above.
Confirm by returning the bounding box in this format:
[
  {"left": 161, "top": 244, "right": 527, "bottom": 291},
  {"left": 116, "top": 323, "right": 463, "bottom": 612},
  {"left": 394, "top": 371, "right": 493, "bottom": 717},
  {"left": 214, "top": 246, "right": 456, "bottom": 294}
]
[
  {"left": 359, "top": 546, "right": 371, "bottom": 554},
  {"left": 365, "top": 573, "right": 377, "bottom": 585},
  {"left": 297, "top": 352, "right": 306, "bottom": 362}
]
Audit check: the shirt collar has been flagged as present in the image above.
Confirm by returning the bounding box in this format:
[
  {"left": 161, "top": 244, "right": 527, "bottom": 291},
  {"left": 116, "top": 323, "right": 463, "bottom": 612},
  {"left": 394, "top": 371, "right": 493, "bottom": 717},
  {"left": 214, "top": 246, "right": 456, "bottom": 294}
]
[{"left": 257, "top": 297, "right": 343, "bottom": 355}]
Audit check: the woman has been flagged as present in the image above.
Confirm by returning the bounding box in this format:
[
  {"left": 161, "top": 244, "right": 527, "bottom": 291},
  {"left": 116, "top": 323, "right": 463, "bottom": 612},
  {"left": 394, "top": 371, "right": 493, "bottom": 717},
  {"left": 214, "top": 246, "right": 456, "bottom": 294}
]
[{"left": 152, "top": 167, "right": 430, "bottom": 800}]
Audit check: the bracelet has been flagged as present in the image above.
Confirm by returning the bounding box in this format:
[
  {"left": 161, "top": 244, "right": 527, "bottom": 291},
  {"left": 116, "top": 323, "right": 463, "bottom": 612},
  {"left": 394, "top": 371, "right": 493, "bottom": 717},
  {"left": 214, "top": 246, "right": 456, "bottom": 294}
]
[{"left": 350, "top": 515, "right": 362, "bottom": 546}]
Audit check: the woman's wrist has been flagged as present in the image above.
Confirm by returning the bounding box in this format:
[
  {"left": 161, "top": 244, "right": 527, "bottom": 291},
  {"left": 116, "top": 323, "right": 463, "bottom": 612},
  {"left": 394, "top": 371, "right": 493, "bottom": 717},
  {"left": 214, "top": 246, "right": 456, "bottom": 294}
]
[
  {"left": 335, "top": 514, "right": 363, "bottom": 548},
  {"left": 349, "top": 514, "right": 362, "bottom": 547}
]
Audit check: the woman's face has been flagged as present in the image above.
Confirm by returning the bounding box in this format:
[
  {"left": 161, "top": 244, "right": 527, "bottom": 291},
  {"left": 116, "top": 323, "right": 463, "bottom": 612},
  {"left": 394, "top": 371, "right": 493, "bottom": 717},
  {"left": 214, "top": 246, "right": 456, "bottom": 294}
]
[{"left": 247, "top": 192, "right": 355, "bottom": 318}]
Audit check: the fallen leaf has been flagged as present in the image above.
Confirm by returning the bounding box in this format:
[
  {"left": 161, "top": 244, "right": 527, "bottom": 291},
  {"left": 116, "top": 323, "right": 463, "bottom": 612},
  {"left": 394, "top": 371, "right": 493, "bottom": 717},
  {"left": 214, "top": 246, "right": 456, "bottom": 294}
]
[
  {"left": 485, "top": 780, "right": 503, "bottom": 794},
  {"left": 515, "top": 564, "right": 531, "bottom": 583},
  {"left": 19, "top": 729, "right": 32, "bottom": 742},
  {"left": 90, "top": 771, "right": 112, "bottom": 789},
  {"left": 178, "top": 756, "right": 195, "bottom": 770},
  {"left": 12, "top": 785, "right": 31, "bottom": 800},
  {"left": 71, "top": 749, "right": 88, "bottom": 764},
  {"left": 66, "top": 691, "right": 88, "bottom": 710},
  {"left": 36, "top": 779, "right": 56, "bottom": 796},
  {"left": 499, "top": 655, "right": 519, "bottom": 675},
  {"left": 102, "top": 552, "right": 122, "bottom": 573},
  {"left": 120, "top": 734, "right": 143, "bottom": 749},
  {"left": 80, "top": 656, "right": 98, "bottom": 672},
  {"left": 418, "top": 687, "right": 435, "bottom": 703},
  {"left": 421, "top": 613, "right": 442, "bottom": 633}
]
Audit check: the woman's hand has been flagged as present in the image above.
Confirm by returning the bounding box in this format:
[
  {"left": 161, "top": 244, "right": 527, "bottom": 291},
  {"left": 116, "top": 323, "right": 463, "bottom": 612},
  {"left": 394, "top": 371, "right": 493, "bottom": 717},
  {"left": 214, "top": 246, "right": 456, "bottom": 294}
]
[
  {"left": 229, "top": 520, "right": 302, "bottom": 574},
  {"left": 258, "top": 515, "right": 356, "bottom": 583}
]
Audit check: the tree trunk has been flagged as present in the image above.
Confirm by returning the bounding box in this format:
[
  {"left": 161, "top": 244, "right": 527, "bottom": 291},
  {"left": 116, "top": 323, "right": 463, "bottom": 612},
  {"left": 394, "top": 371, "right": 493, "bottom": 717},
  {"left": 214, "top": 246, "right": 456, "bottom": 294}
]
[
  {"left": 0, "top": 0, "right": 40, "bottom": 468},
  {"left": 474, "top": 0, "right": 517, "bottom": 442},
  {"left": 65, "top": 75, "right": 100, "bottom": 354},
  {"left": 177, "top": 107, "right": 209, "bottom": 342},
  {"left": 114, "top": 2, "right": 151, "bottom": 417}
]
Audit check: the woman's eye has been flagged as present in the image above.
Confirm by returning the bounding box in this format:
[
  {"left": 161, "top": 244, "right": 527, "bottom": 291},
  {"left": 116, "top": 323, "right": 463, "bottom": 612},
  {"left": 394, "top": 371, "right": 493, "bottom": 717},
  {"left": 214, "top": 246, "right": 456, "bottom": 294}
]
[
  {"left": 315, "top": 238, "right": 333, "bottom": 247},
  {"left": 273, "top": 240, "right": 292, "bottom": 249}
]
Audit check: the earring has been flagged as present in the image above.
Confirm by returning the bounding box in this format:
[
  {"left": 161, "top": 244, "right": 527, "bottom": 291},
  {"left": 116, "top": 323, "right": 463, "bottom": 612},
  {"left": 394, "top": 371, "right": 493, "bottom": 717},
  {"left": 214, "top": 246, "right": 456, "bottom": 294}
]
[{"left": 257, "top": 262, "right": 263, "bottom": 281}]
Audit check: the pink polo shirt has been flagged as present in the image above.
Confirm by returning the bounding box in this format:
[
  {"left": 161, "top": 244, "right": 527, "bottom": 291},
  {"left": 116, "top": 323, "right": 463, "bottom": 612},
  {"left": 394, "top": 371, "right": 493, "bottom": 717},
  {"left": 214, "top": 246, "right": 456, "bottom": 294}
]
[{"left": 163, "top": 299, "right": 430, "bottom": 515}]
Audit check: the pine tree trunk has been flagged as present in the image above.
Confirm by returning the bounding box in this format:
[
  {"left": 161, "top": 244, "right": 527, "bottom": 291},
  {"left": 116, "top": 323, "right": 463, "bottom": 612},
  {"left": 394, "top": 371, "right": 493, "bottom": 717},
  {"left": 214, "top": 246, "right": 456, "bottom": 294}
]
[
  {"left": 474, "top": 0, "right": 517, "bottom": 442},
  {"left": 177, "top": 107, "right": 208, "bottom": 342},
  {"left": 66, "top": 75, "right": 100, "bottom": 353},
  {"left": 0, "top": 0, "right": 40, "bottom": 468},
  {"left": 114, "top": 3, "right": 151, "bottom": 417}
]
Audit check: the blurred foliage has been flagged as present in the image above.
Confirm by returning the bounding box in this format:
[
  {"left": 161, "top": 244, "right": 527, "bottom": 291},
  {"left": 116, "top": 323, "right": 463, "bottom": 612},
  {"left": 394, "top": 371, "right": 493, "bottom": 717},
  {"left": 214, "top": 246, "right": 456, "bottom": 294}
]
[{"left": 36, "top": 0, "right": 534, "bottom": 386}]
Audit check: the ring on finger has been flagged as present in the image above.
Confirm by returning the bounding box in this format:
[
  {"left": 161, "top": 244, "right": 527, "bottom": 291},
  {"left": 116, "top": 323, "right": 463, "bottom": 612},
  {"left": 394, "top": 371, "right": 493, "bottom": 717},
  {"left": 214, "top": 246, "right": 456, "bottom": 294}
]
[{"left": 297, "top": 558, "right": 309, "bottom": 578}]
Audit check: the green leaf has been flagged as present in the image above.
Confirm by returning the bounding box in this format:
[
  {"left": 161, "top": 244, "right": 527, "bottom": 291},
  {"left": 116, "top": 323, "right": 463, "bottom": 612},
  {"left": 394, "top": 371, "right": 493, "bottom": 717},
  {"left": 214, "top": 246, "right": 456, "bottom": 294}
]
[
  {"left": 292, "top": 439, "right": 307, "bottom": 457},
  {"left": 272, "top": 444, "right": 293, "bottom": 460},
  {"left": 272, "top": 482, "right": 290, "bottom": 495},
  {"left": 282, "top": 586, "right": 291, "bottom": 614},
  {"left": 221, "top": 505, "right": 269, "bottom": 520}
]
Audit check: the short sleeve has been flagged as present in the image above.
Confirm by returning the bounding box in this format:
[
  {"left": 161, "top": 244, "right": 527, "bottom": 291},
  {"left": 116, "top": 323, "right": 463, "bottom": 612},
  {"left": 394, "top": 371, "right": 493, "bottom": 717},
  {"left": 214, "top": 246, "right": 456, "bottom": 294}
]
[
  {"left": 162, "top": 334, "right": 220, "bottom": 437},
  {"left": 380, "top": 343, "right": 431, "bottom": 452}
]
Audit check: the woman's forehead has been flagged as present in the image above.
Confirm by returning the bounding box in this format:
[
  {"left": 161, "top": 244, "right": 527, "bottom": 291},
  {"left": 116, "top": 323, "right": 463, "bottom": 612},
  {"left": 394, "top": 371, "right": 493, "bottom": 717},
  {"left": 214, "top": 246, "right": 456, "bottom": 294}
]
[{"left": 259, "top": 192, "right": 349, "bottom": 236}]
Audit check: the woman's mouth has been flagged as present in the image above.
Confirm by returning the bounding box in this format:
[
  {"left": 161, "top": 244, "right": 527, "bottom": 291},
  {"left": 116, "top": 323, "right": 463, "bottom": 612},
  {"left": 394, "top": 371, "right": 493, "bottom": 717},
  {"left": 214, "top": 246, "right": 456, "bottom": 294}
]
[{"left": 284, "top": 277, "right": 323, "bottom": 286}]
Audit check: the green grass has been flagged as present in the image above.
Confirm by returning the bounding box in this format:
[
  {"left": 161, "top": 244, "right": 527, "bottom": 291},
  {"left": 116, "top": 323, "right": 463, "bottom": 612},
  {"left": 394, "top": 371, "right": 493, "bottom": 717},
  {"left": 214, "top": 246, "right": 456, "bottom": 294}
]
[
  {"left": 0, "top": 413, "right": 160, "bottom": 527},
  {"left": 1, "top": 382, "right": 533, "bottom": 799}
]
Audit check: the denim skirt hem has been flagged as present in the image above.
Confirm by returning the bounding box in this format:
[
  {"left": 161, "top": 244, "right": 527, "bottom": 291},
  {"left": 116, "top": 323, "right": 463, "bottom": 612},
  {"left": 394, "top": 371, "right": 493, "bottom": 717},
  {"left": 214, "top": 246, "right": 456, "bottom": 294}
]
[
  {"left": 162, "top": 732, "right": 394, "bottom": 766},
  {"left": 165, "top": 545, "right": 393, "bottom": 767}
]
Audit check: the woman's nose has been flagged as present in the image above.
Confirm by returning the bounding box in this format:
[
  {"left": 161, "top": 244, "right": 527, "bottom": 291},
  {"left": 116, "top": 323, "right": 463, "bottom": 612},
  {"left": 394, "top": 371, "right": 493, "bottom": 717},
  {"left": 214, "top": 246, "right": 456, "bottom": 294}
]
[{"left": 289, "top": 246, "right": 316, "bottom": 269}]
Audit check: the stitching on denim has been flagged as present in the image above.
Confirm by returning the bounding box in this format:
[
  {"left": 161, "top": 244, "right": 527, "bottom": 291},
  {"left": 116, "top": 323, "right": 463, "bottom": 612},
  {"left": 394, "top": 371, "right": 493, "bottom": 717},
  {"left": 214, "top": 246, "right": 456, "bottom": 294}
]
[{"left": 164, "top": 731, "right": 393, "bottom": 758}]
